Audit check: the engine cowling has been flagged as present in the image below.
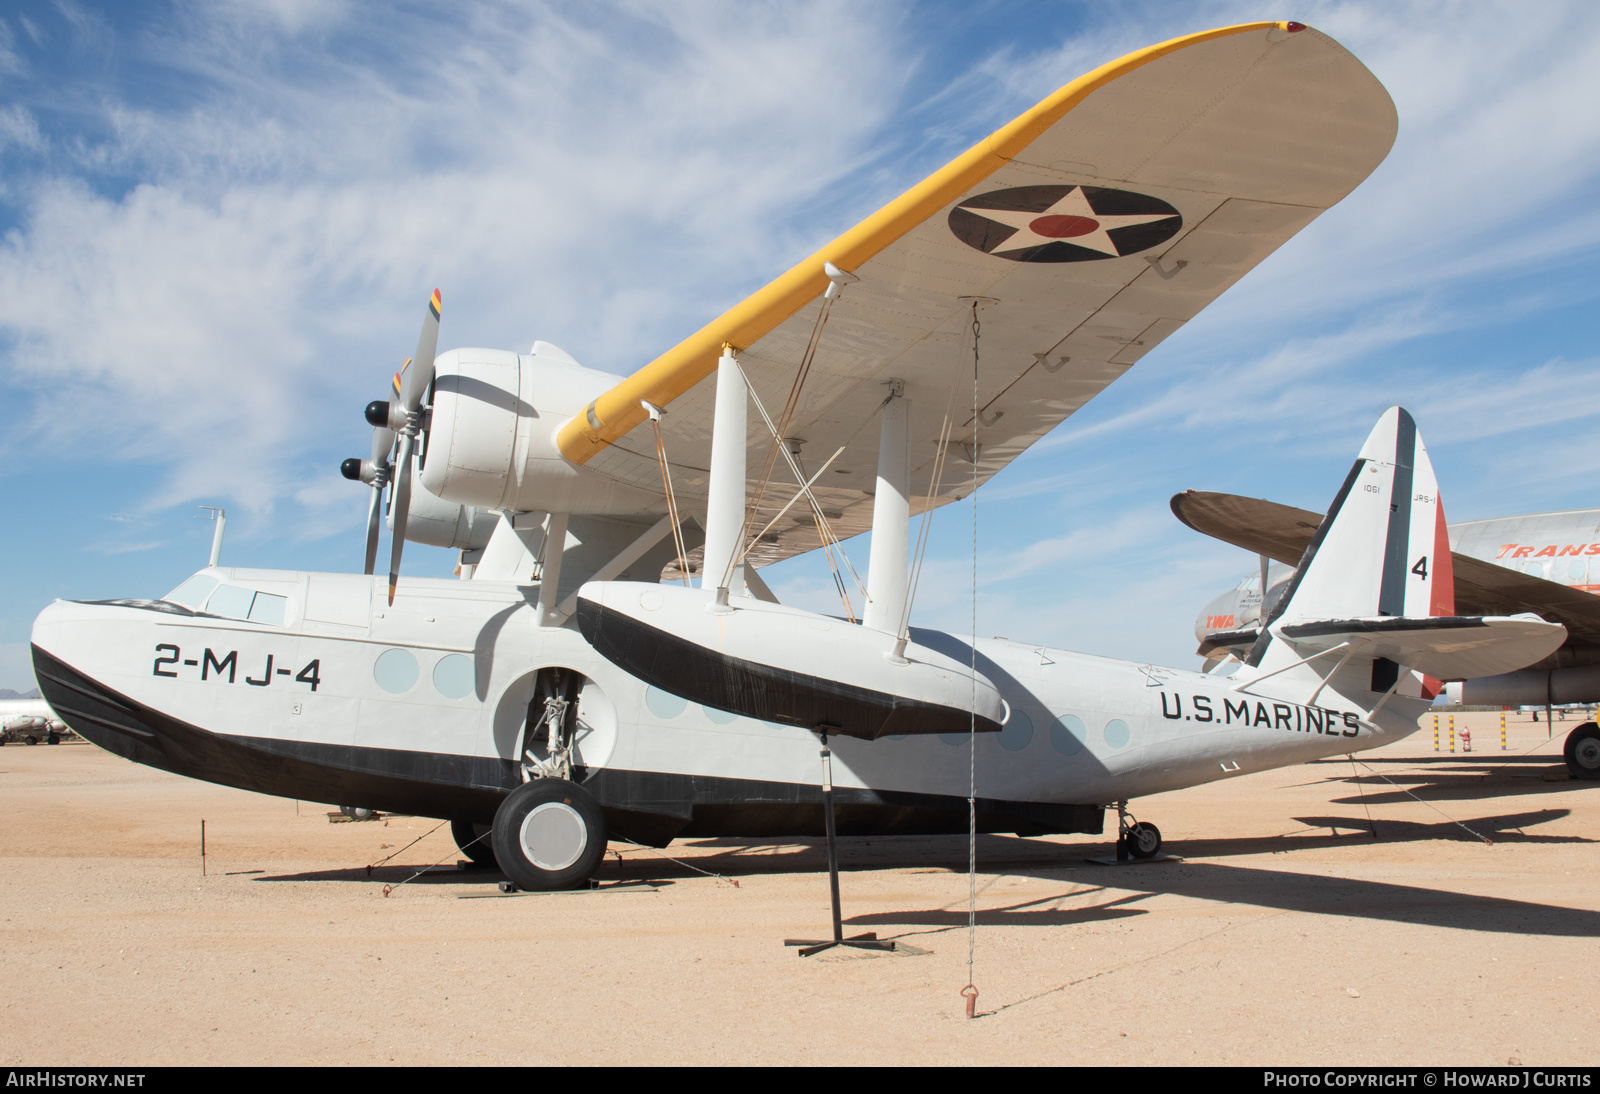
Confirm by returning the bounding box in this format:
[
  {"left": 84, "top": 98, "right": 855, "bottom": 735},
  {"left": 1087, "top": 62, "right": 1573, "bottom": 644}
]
[
  {"left": 420, "top": 343, "right": 662, "bottom": 516},
  {"left": 387, "top": 476, "right": 495, "bottom": 551}
]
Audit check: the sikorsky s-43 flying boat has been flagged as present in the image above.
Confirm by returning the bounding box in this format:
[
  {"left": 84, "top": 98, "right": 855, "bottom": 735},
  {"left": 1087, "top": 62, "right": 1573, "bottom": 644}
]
[{"left": 29, "top": 23, "right": 1564, "bottom": 891}]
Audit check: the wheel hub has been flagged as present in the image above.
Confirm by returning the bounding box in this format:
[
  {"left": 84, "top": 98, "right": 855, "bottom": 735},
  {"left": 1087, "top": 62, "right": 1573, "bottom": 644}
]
[
  {"left": 1576, "top": 737, "right": 1600, "bottom": 770},
  {"left": 519, "top": 801, "right": 588, "bottom": 871}
]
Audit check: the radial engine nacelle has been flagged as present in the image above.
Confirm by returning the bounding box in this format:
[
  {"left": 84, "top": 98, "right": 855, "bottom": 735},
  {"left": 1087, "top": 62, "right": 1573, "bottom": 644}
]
[
  {"left": 387, "top": 482, "right": 496, "bottom": 552},
  {"left": 420, "top": 343, "right": 664, "bottom": 516}
]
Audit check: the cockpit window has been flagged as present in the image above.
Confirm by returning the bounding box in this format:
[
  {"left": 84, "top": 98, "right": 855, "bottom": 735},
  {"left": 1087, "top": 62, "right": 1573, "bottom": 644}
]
[
  {"left": 160, "top": 574, "right": 288, "bottom": 626},
  {"left": 207, "top": 584, "right": 254, "bottom": 618},
  {"left": 164, "top": 575, "right": 219, "bottom": 610},
  {"left": 246, "top": 592, "right": 287, "bottom": 626}
]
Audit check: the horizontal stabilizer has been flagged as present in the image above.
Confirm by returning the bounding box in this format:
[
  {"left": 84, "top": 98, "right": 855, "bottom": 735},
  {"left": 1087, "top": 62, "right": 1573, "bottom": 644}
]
[
  {"left": 1277, "top": 614, "right": 1566, "bottom": 682},
  {"left": 1198, "top": 627, "right": 1261, "bottom": 660}
]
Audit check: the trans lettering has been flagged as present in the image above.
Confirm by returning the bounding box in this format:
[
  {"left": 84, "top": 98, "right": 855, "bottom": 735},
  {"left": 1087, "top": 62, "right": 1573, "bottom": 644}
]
[
  {"left": 1162, "top": 691, "right": 1357, "bottom": 737},
  {"left": 153, "top": 643, "right": 321, "bottom": 692}
]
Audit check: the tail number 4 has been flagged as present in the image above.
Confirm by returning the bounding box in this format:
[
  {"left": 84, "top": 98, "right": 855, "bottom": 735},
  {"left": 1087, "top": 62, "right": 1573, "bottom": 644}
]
[{"left": 1412, "top": 556, "right": 1428, "bottom": 580}]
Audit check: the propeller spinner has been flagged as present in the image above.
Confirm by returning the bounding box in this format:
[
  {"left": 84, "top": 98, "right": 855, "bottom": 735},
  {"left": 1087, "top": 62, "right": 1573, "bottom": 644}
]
[{"left": 339, "top": 381, "right": 398, "bottom": 576}]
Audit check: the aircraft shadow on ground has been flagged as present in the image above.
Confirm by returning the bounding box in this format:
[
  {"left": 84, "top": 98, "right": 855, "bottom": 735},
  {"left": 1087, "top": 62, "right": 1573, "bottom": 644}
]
[
  {"left": 1332, "top": 773, "right": 1595, "bottom": 806},
  {"left": 1173, "top": 808, "right": 1588, "bottom": 852},
  {"left": 846, "top": 889, "right": 1152, "bottom": 933},
  {"left": 837, "top": 856, "right": 1600, "bottom": 939},
  {"left": 257, "top": 863, "right": 509, "bottom": 885},
  {"left": 637, "top": 829, "right": 1600, "bottom": 938}
]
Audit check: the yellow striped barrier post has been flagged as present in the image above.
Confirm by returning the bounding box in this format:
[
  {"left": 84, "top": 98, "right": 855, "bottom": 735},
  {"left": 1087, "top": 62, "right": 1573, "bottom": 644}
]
[
  {"left": 1448, "top": 713, "right": 1455, "bottom": 753},
  {"left": 1432, "top": 713, "right": 1439, "bottom": 751},
  {"left": 1500, "top": 710, "right": 1507, "bottom": 750}
]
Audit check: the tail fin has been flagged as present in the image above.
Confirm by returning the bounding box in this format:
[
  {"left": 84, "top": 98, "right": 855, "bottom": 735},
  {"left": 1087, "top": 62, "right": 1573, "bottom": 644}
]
[
  {"left": 1244, "top": 407, "right": 1564, "bottom": 702},
  {"left": 1258, "top": 406, "right": 1449, "bottom": 634}
]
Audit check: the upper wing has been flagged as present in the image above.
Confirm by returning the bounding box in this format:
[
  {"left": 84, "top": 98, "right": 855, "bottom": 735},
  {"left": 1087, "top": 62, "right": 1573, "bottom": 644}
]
[
  {"left": 560, "top": 23, "right": 1398, "bottom": 569},
  {"left": 1172, "top": 490, "right": 1600, "bottom": 664}
]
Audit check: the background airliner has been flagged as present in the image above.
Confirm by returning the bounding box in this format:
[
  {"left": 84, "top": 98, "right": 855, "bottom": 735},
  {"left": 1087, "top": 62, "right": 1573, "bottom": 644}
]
[{"left": 1181, "top": 496, "right": 1600, "bottom": 713}]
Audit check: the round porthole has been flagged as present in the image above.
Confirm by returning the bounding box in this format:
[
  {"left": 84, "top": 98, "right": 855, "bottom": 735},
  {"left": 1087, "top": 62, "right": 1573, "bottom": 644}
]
[
  {"left": 702, "top": 705, "right": 738, "bottom": 725},
  {"left": 1104, "top": 719, "right": 1131, "bottom": 749},
  {"left": 373, "top": 648, "right": 419, "bottom": 694},
  {"left": 1050, "top": 714, "right": 1088, "bottom": 756},
  {"left": 998, "top": 708, "right": 1033, "bottom": 752},
  {"left": 432, "top": 654, "right": 475, "bottom": 699},
  {"left": 940, "top": 729, "right": 974, "bottom": 747},
  {"left": 645, "top": 685, "right": 688, "bottom": 720}
]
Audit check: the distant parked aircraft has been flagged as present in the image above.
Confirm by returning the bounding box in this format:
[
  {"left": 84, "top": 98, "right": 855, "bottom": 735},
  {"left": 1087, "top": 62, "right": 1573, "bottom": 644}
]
[{"left": 1176, "top": 497, "right": 1600, "bottom": 779}]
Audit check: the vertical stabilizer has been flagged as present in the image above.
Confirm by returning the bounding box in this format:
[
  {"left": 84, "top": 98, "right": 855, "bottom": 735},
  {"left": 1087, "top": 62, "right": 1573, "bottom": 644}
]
[{"left": 1247, "top": 407, "right": 1452, "bottom": 681}]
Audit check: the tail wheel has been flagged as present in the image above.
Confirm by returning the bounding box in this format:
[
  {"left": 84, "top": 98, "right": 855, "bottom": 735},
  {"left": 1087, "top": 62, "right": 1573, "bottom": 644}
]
[
  {"left": 492, "top": 778, "right": 606, "bottom": 891},
  {"left": 450, "top": 819, "right": 499, "bottom": 869},
  {"left": 1564, "top": 723, "right": 1600, "bottom": 780},
  {"left": 1128, "top": 821, "right": 1163, "bottom": 859}
]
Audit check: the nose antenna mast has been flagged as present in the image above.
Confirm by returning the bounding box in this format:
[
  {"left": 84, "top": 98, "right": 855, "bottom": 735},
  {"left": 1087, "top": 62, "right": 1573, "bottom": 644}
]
[{"left": 196, "top": 506, "right": 226, "bottom": 567}]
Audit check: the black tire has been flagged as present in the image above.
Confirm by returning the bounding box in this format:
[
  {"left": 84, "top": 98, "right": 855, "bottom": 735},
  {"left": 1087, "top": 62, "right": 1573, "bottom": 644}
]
[
  {"left": 1128, "top": 821, "right": 1162, "bottom": 859},
  {"left": 492, "top": 779, "right": 606, "bottom": 892},
  {"left": 339, "top": 805, "right": 377, "bottom": 820},
  {"left": 451, "top": 819, "right": 499, "bottom": 869},
  {"left": 1564, "top": 723, "right": 1600, "bottom": 780},
  {"left": 24, "top": 735, "right": 36, "bottom": 746},
  {"left": 46, "top": 733, "right": 59, "bottom": 745}
]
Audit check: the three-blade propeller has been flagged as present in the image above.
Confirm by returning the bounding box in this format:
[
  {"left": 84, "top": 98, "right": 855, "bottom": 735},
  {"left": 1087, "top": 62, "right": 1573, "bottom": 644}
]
[{"left": 339, "top": 288, "right": 441, "bottom": 601}]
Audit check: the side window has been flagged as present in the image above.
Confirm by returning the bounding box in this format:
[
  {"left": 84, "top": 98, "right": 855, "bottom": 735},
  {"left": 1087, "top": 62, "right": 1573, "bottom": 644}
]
[
  {"left": 205, "top": 585, "right": 289, "bottom": 626},
  {"left": 248, "top": 593, "right": 287, "bottom": 626}
]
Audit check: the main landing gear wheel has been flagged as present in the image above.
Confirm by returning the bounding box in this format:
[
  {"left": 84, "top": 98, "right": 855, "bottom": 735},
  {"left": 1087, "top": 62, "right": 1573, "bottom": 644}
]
[
  {"left": 451, "top": 819, "right": 498, "bottom": 869},
  {"left": 46, "top": 732, "right": 59, "bottom": 745},
  {"left": 492, "top": 778, "right": 606, "bottom": 892},
  {"left": 1127, "top": 821, "right": 1163, "bottom": 859},
  {"left": 1565, "top": 722, "right": 1600, "bottom": 781},
  {"left": 339, "top": 805, "right": 378, "bottom": 820}
]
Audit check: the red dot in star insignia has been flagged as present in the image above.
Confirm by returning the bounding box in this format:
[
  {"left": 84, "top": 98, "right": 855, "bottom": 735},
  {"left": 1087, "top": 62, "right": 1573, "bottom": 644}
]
[{"left": 1028, "top": 214, "right": 1099, "bottom": 238}]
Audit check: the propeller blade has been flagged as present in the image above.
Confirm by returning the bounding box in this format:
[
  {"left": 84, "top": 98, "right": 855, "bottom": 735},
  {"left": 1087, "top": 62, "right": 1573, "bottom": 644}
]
[
  {"left": 371, "top": 419, "right": 395, "bottom": 467},
  {"left": 402, "top": 289, "right": 441, "bottom": 415},
  {"left": 364, "top": 483, "right": 383, "bottom": 576},
  {"left": 388, "top": 432, "right": 416, "bottom": 604}
]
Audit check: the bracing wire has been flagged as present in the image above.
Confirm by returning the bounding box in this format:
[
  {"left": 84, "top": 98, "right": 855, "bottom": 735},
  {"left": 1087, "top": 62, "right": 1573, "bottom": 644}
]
[
  {"left": 724, "top": 357, "right": 869, "bottom": 615},
  {"left": 647, "top": 409, "right": 692, "bottom": 585},
  {"left": 733, "top": 289, "right": 840, "bottom": 580}
]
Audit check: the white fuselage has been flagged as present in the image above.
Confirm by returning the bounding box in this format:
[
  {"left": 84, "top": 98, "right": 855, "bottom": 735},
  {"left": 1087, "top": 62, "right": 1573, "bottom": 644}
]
[{"left": 30, "top": 567, "right": 1425, "bottom": 832}]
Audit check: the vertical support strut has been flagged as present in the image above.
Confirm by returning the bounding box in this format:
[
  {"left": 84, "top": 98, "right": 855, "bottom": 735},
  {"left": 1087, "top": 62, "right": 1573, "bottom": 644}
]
[
  {"left": 536, "top": 512, "right": 569, "bottom": 627},
  {"left": 703, "top": 345, "right": 747, "bottom": 605},
  {"left": 864, "top": 380, "right": 909, "bottom": 636},
  {"left": 784, "top": 730, "right": 896, "bottom": 957}
]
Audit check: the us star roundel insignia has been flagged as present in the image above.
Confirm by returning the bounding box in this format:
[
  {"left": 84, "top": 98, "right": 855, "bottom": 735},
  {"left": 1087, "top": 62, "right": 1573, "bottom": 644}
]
[{"left": 948, "top": 185, "right": 1182, "bottom": 262}]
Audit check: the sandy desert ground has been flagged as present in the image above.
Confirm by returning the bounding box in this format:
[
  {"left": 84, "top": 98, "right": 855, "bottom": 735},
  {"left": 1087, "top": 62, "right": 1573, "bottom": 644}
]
[{"left": 2, "top": 709, "right": 1596, "bottom": 1066}]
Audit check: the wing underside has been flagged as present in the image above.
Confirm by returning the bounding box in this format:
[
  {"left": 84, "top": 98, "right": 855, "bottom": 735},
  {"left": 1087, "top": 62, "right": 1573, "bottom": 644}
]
[{"left": 559, "top": 24, "right": 1398, "bottom": 572}]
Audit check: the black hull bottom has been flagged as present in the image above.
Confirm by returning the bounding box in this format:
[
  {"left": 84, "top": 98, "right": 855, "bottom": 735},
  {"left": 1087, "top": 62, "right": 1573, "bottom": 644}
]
[{"left": 32, "top": 643, "right": 1102, "bottom": 847}]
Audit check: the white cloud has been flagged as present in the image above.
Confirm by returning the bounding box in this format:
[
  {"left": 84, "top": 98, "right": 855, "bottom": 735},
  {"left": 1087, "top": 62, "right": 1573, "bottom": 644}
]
[{"left": 0, "top": 2, "right": 911, "bottom": 537}]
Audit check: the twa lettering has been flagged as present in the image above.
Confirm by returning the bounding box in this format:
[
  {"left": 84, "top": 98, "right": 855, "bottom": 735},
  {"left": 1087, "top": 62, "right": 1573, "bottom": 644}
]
[
  {"left": 1161, "top": 692, "right": 1358, "bottom": 737},
  {"left": 1496, "top": 543, "right": 1600, "bottom": 559}
]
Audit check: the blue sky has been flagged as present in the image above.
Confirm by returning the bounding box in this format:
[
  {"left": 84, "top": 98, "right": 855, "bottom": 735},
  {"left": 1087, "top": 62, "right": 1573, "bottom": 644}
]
[{"left": 3, "top": 1, "right": 1599, "bottom": 690}]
